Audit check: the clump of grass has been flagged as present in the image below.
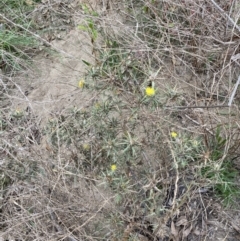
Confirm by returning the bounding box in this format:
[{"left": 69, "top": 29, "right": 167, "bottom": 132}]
[
  {"left": 169, "top": 127, "right": 239, "bottom": 206},
  {"left": 0, "top": 29, "right": 37, "bottom": 71},
  {"left": 201, "top": 127, "right": 240, "bottom": 206},
  {"left": 0, "top": 0, "right": 39, "bottom": 72},
  {"left": 78, "top": 3, "right": 99, "bottom": 43},
  {"left": 1, "top": 0, "right": 39, "bottom": 26}
]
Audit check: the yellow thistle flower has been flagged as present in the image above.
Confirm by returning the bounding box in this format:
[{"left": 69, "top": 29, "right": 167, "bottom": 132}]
[
  {"left": 15, "top": 109, "right": 21, "bottom": 114},
  {"left": 78, "top": 79, "right": 85, "bottom": 88},
  {"left": 171, "top": 131, "right": 178, "bottom": 138},
  {"left": 145, "top": 86, "right": 155, "bottom": 96},
  {"left": 111, "top": 164, "right": 117, "bottom": 172},
  {"left": 14, "top": 108, "right": 23, "bottom": 117},
  {"left": 82, "top": 143, "right": 90, "bottom": 151}
]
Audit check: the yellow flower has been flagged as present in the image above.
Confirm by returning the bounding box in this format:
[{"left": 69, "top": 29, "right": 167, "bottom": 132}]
[
  {"left": 15, "top": 109, "right": 21, "bottom": 114},
  {"left": 78, "top": 79, "right": 85, "bottom": 88},
  {"left": 111, "top": 164, "right": 117, "bottom": 172},
  {"left": 14, "top": 108, "right": 23, "bottom": 116},
  {"left": 82, "top": 143, "right": 90, "bottom": 151},
  {"left": 171, "top": 131, "right": 178, "bottom": 138},
  {"left": 145, "top": 86, "right": 155, "bottom": 96},
  {"left": 95, "top": 102, "right": 101, "bottom": 109}
]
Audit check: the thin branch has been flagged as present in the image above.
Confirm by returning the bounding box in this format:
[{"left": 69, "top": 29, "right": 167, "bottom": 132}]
[
  {"left": 228, "top": 75, "right": 240, "bottom": 106},
  {"left": 167, "top": 139, "right": 179, "bottom": 213},
  {"left": 164, "top": 105, "right": 229, "bottom": 110},
  {"left": 164, "top": 75, "right": 240, "bottom": 109},
  {"left": 210, "top": 0, "right": 240, "bottom": 32},
  {"left": 49, "top": 210, "right": 79, "bottom": 241}
]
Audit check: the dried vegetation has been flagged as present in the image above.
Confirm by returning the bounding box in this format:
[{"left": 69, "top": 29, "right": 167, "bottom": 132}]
[{"left": 0, "top": 0, "right": 240, "bottom": 240}]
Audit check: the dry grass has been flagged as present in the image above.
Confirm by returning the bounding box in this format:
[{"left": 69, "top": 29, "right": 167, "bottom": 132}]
[{"left": 0, "top": 0, "right": 240, "bottom": 240}]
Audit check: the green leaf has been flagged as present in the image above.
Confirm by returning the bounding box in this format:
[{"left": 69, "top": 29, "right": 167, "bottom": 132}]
[
  {"left": 77, "top": 24, "right": 88, "bottom": 31},
  {"left": 82, "top": 60, "right": 91, "bottom": 66}
]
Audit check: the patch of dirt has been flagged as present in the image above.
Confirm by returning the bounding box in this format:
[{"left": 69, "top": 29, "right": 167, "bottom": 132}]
[{"left": 13, "top": 28, "right": 94, "bottom": 121}]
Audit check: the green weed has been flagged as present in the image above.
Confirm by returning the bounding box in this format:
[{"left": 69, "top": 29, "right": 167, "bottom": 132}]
[
  {"left": 170, "top": 128, "right": 239, "bottom": 205},
  {"left": 171, "top": 133, "right": 204, "bottom": 167},
  {"left": 78, "top": 19, "right": 98, "bottom": 42},
  {"left": 0, "top": 0, "right": 39, "bottom": 72},
  {"left": 78, "top": 3, "right": 99, "bottom": 42},
  {"left": 0, "top": 29, "right": 37, "bottom": 71},
  {"left": 201, "top": 127, "right": 239, "bottom": 206}
]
